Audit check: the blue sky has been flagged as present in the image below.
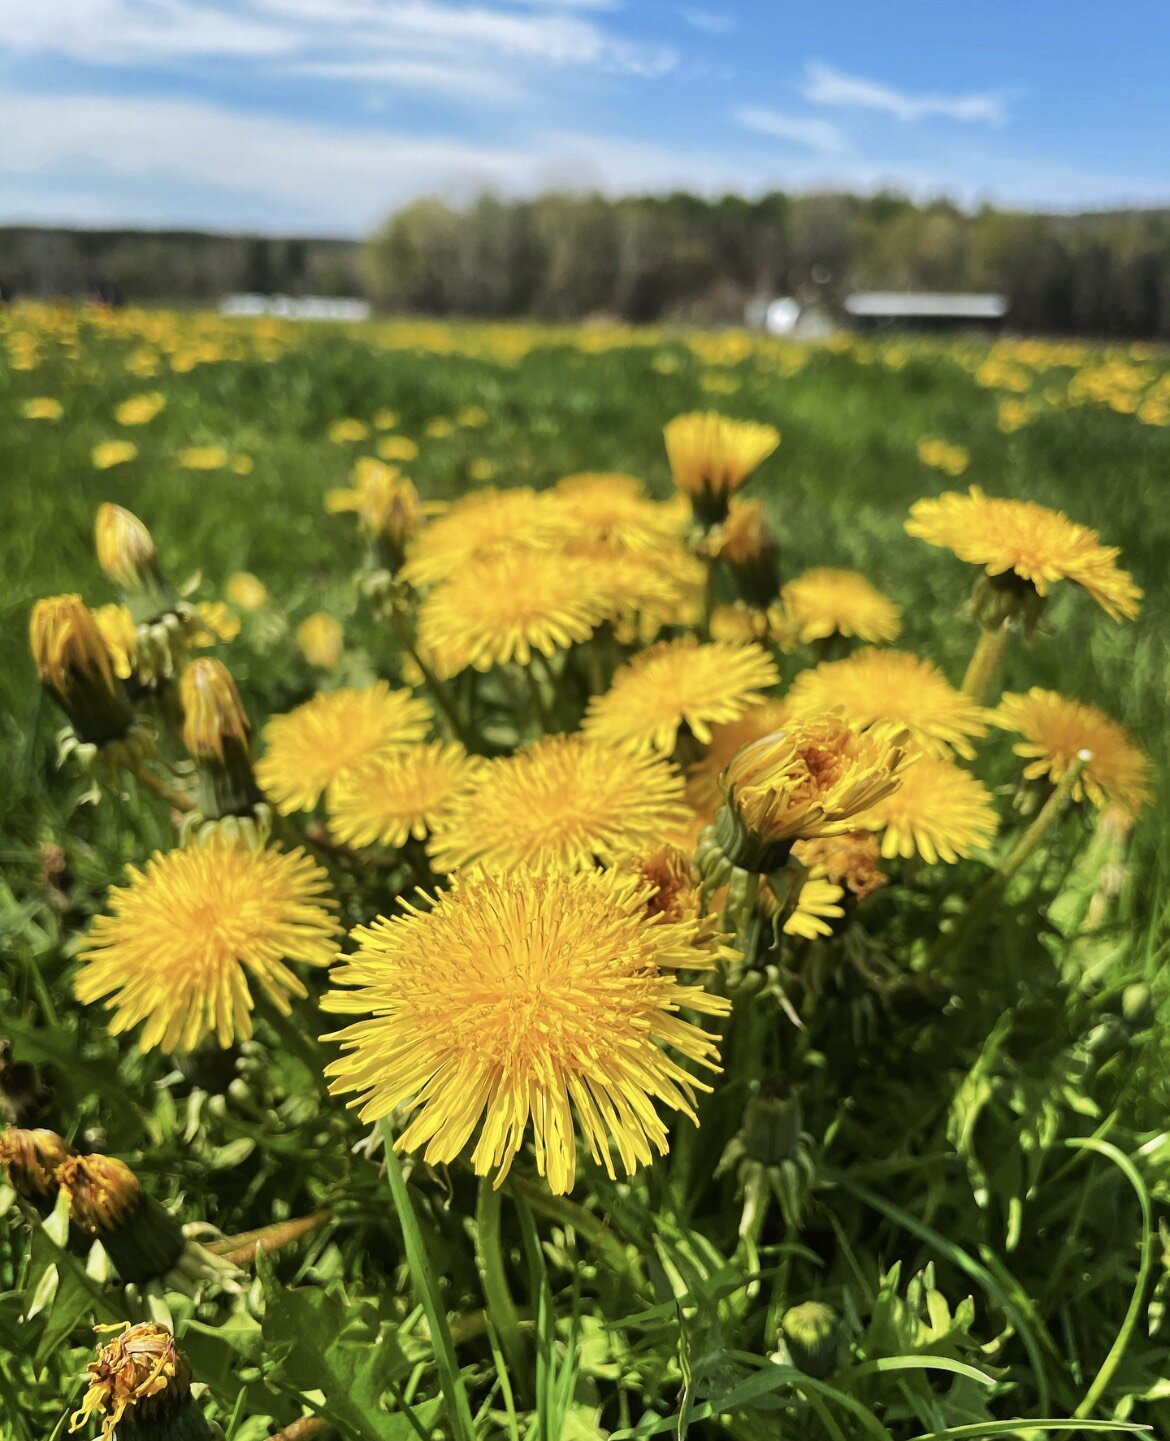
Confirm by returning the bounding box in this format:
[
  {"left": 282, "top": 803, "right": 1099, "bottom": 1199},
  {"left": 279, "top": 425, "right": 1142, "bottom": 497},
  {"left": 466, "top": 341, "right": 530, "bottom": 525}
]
[{"left": 4, "top": 0, "right": 1169, "bottom": 235}]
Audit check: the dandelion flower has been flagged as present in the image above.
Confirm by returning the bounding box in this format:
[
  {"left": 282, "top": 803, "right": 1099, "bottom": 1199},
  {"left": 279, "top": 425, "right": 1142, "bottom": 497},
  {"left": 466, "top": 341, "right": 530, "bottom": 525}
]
[
  {"left": 402, "top": 488, "right": 571, "bottom": 588},
  {"left": 176, "top": 446, "right": 228, "bottom": 471},
  {"left": 323, "top": 865, "right": 729, "bottom": 1193},
  {"left": 555, "top": 472, "right": 687, "bottom": 553},
  {"left": 75, "top": 835, "right": 338, "bottom": 1053},
  {"left": 257, "top": 682, "right": 431, "bottom": 814},
  {"left": 92, "top": 441, "right": 138, "bottom": 470},
  {"left": 325, "top": 460, "right": 438, "bottom": 560},
  {"left": 793, "top": 831, "right": 885, "bottom": 900},
  {"left": 429, "top": 735, "right": 687, "bottom": 872},
  {"left": 687, "top": 700, "right": 791, "bottom": 814},
  {"left": 329, "top": 742, "right": 483, "bottom": 849},
  {"left": 778, "top": 568, "right": 902, "bottom": 647},
  {"left": 418, "top": 549, "right": 611, "bottom": 678},
  {"left": 328, "top": 418, "right": 369, "bottom": 443},
  {"left": 30, "top": 594, "right": 133, "bottom": 744},
  {"left": 711, "top": 499, "right": 780, "bottom": 609},
  {"left": 21, "top": 397, "right": 63, "bottom": 421},
  {"left": 786, "top": 649, "right": 988, "bottom": 759},
  {"left": 584, "top": 638, "right": 779, "bottom": 757},
  {"left": 296, "top": 613, "right": 344, "bottom": 670},
  {"left": 71, "top": 1323, "right": 192, "bottom": 1441},
  {"left": 860, "top": 753, "right": 998, "bottom": 863},
  {"left": 378, "top": 434, "right": 420, "bottom": 463},
  {"left": 95, "top": 504, "right": 161, "bottom": 593},
  {"left": 663, "top": 411, "right": 779, "bottom": 524},
  {"left": 114, "top": 391, "right": 166, "bottom": 426},
  {"left": 778, "top": 869, "right": 845, "bottom": 940},
  {"left": 906, "top": 487, "right": 1140, "bottom": 622},
  {"left": 992, "top": 688, "right": 1151, "bottom": 815},
  {"left": 225, "top": 572, "right": 268, "bottom": 612}
]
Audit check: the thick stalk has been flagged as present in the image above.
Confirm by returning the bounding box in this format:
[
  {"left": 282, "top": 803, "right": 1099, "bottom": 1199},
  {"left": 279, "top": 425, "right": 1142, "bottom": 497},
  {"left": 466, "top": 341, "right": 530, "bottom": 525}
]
[
  {"left": 209, "top": 1208, "right": 334, "bottom": 1265},
  {"left": 474, "top": 1179, "right": 531, "bottom": 1400},
  {"left": 131, "top": 760, "right": 196, "bottom": 813},
  {"left": 961, "top": 623, "right": 1010, "bottom": 705}
]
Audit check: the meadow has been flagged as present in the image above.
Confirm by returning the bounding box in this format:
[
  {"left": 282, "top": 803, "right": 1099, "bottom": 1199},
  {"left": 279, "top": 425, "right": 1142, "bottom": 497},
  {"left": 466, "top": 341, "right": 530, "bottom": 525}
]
[{"left": 1, "top": 304, "right": 1169, "bottom": 1439}]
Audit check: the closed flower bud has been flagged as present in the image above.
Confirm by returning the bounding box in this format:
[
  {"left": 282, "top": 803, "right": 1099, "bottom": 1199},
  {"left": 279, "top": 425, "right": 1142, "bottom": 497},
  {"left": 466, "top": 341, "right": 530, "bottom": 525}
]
[
  {"left": 0, "top": 1126, "right": 72, "bottom": 1209},
  {"left": 777, "top": 1301, "right": 840, "bottom": 1377},
  {"left": 179, "top": 659, "right": 261, "bottom": 822},
  {"left": 713, "top": 499, "right": 780, "bottom": 610},
  {"left": 30, "top": 595, "right": 134, "bottom": 746},
  {"left": 664, "top": 411, "right": 779, "bottom": 529},
  {"left": 95, "top": 504, "right": 162, "bottom": 595},
  {"left": 70, "top": 1322, "right": 209, "bottom": 1441},
  {"left": 57, "top": 1154, "right": 185, "bottom": 1284}
]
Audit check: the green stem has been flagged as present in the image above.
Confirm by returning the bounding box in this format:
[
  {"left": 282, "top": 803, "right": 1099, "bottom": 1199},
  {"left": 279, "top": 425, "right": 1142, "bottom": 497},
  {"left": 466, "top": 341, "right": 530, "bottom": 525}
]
[
  {"left": 377, "top": 1121, "right": 477, "bottom": 1441},
  {"left": 699, "top": 555, "right": 718, "bottom": 641},
  {"left": 502, "top": 1175, "right": 631, "bottom": 1275},
  {"left": 474, "top": 1179, "right": 532, "bottom": 1400},
  {"left": 389, "top": 613, "right": 477, "bottom": 751},
  {"left": 961, "top": 623, "right": 1010, "bottom": 705}
]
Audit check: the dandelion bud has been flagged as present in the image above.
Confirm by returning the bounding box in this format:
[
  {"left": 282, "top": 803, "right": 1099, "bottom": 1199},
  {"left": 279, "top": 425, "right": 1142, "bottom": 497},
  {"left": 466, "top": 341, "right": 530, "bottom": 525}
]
[
  {"left": 711, "top": 718, "right": 910, "bottom": 873},
  {"left": 325, "top": 458, "right": 429, "bottom": 571},
  {"left": 713, "top": 499, "right": 780, "bottom": 610},
  {"left": 715, "top": 1086, "right": 813, "bottom": 1233},
  {"left": 777, "top": 1301, "right": 840, "bottom": 1377},
  {"left": 0, "top": 1126, "right": 72, "bottom": 1209},
  {"left": 179, "top": 659, "right": 261, "bottom": 823},
  {"left": 57, "top": 1153, "right": 185, "bottom": 1283},
  {"left": 296, "top": 612, "right": 344, "bottom": 670},
  {"left": 663, "top": 411, "right": 779, "bottom": 529},
  {"left": 71, "top": 1322, "right": 209, "bottom": 1441},
  {"left": 95, "top": 504, "right": 162, "bottom": 596},
  {"left": 30, "top": 595, "right": 134, "bottom": 746}
]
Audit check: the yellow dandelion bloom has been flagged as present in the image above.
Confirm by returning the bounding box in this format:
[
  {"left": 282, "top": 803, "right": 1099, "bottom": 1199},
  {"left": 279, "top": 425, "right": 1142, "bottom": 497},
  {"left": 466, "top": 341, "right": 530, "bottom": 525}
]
[
  {"left": 917, "top": 437, "right": 969, "bottom": 476},
  {"left": 793, "top": 830, "right": 885, "bottom": 900},
  {"left": 457, "top": 404, "right": 488, "bottom": 428},
  {"left": 76, "top": 835, "right": 338, "bottom": 1053},
  {"left": 193, "top": 599, "right": 241, "bottom": 644},
  {"left": 992, "top": 688, "right": 1151, "bottom": 815},
  {"left": 429, "top": 735, "right": 688, "bottom": 872},
  {"left": 418, "top": 549, "right": 610, "bottom": 678},
  {"left": 377, "top": 434, "right": 420, "bottom": 462},
  {"left": 328, "top": 418, "right": 369, "bottom": 443},
  {"left": 30, "top": 594, "right": 132, "bottom": 742},
  {"left": 322, "top": 865, "right": 729, "bottom": 1194},
  {"left": 555, "top": 472, "right": 687, "bottom": 553},
  {"left": 711, "top": 498, "right": 773, "bottom": 566},
  {"left": 114, "top": 391, "right": 166, "bottom": 426},
  {"left": 296, "top": 613, "right": 344, "bottom": 670},
  {"left": 179, "top": 658, "right": 251, "bottom": 761},
  {"left": 778, "top": 568, "right": 902, "bottom": 646},
  {"left": 21, "top": 397, "right": 63, "bottom": 421},
  {"left": 663, "top": 411, "right": 779, "bottom": 522},
  {"left": 425, "top": 417, "right": 454, "bottom": 439},
  {"left": 374, "top": 408, "right": 400, "bottom": 429},
  {"left": 95, "top": 504, "right": 159, "bottom": 592},
  {"left": 721, "top": 716, "right": 911, "bottom": 851},
  {"left": 569, "top": 541, "right": 704, "bottom": 643},
  {"left": 780, "top": 870, "right": 846, "bottom": 940},
  {"left": 583, "top": 638, "right": 779, "bottom": 756},
  {"left": 687, "top": 700, "right": 791, "bottom": 814},
  {"left": 469, "top": 457, "right": 498, "bottom": 483},
  {"left": 257, "top": 682, "right": 431, "bottom": 814},
  {"left": 176, "top": 445, "right": 228, "bottom": 470},
  {"left": 325, "top": 459, "right": 438, "bottom": 550},
  {"left": 225, "top": 572, "right": 269, "bottom": 611},
  {"left": 328, "top": 742, "right": 482, "bottom": 849},
  {"left": 71, "top": 1323, "right": 191, "bottom": 1441},
  {"left": 860, "top": 752, "right": 997, "bottom": 864},
  {"left": 906, "top": 487, "right": 1141, "bottom": 622},
  {"left": 92, "top": 440, "right": 138, "bottom": 470},
  {"left": 93, "top": 603, "right": 137, "bottom": 680},
  {"left": 787, "top": 649, "right": 988, "bottom": 759},
  {"left": 401, "top": 487, "right": 571, "bottom": 588}
]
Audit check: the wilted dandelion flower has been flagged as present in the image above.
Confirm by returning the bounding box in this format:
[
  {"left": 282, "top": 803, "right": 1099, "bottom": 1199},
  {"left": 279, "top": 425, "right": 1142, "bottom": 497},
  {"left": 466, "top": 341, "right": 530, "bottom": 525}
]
[
  {"left": 225, "top": 571, "right": 269, "bottom": 612},
  {"left": 860, "top": 752, "right": 997, "bottom": 863},
  {"left": 30, "top": 594, "right": 133, "bottom": 745},
  {"left": 402, "top": 487, "right": 571, "bottom": 588},
  {"left": 793, "top": 831, "right": 885, "bottom": 900},
  {"left": 906, "top": 487, "right": 1141, "bottom": 623},
  {"left": 418, "top": 549, "right": 611, "bottom": 678},
  {"left": 323, "top": 865, "right": 730, "bottom": 1194},
  {"left": 663, "top": 411, "right": 779, "bottom": 525},
  {"left": 687, "top": 700, "right": 791, "bottom": 814},
  {"left": 993, "top": 688, "right": 1151, "bottom": 814},
  {"left": 180, "top": 658, "right": 250, "bottom": 761},
  {"left": 583, "top": 638, "right": 779, "bottom": 757},
  {"left": 778, "top": 568, "right": 902, "bottom": 647},
  {"left": 0, "top": 1127, "right": 71, "bottom": 1206},
  {"left": 257, "top": 682, "right": 431, "bottom": 814},
  {"left": 71, "top": 1322, "right": 192, "bottom": 1441},
  {"left": 786, "top": 649, "right": 988, "bottom": 759},
  {"left": 114, "top": 391, "right": 166, "bottom": 426},
  {"left": 76, "top": 834, "right": 338, "bottom": 1052},
  {"left": 328, "top": 742, "right": 483, "bottom": 849},
  {"left": 429, "top": 735, "right": 688, "bottom": 871},
  {"left": 92, "top": 440, "right": 138, "bottom": 470},
  {"left": 296, "top": 613, "right": 344, "bottom": 670}
]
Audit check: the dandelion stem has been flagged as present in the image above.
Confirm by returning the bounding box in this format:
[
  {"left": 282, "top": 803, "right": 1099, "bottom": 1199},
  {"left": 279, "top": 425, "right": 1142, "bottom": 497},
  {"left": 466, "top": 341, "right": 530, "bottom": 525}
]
[
  {"left": 474, "top": 1178, "right": 532, "bottom": 1401},
  {"left": 925, "top": 751, "right": 1090, "bottom": 969},
  {"left": 130, "top": 761, "right": 195, "bottom": 813},
  {"left": 389, "top": 612, "right": 477, "bottom": 752},
  {"left": 209, "top": 1208, "right": 334, "bottom": 1265},
  {"left": 961, "top": 623, "right": 1010, "bottom": 705}
]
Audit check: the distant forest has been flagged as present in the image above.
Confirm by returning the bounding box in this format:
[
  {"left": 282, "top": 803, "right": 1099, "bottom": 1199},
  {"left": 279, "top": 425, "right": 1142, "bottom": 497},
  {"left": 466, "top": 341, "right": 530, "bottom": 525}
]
[{"left": 6, "top": 189, "right": 1170, "bottom": 337}]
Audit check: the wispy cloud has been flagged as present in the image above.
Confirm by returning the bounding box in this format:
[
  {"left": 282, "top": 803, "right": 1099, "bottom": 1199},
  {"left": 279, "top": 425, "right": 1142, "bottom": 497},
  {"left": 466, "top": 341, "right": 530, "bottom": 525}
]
[
  {"left": 682, "top": 8, "right": 735, "bottom": 35},
  {"left": 733, "top": 105, "right": 844, "bottom": 154},
  {"left": 803, "top": 62, "right": 1007, "bottom": 126}
]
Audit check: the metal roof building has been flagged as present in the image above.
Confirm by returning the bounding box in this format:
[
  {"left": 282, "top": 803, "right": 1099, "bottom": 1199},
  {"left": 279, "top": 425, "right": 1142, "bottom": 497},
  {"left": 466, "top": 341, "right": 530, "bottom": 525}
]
[{"left": 844, "top": 292, "right": 1008, "bottom": 332}]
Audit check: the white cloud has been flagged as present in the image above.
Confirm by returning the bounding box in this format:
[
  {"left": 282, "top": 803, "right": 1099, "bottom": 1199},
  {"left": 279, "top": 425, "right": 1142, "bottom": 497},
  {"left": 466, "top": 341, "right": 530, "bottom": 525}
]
[
  {"left": 803, "top": 62, "right": 1007, "bottom": 126},
  {"left": 733, "top": 105, "right": 844, "bottom": 154},
  {"left": 682, "top": 8, "right": 735, "bottom": 35}
]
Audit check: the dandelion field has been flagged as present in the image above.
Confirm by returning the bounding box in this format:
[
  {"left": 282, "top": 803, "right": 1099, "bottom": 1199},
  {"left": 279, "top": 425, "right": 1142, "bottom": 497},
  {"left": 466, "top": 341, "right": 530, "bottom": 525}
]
[{"left": 2, "top": 304, "right": 1170, "bottom": 1439}]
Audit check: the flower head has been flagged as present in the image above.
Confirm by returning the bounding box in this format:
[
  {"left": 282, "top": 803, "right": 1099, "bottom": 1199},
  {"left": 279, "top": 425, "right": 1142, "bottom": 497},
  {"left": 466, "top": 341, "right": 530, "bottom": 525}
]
[
  {"left": 328, "top": 742, "right": 483, "bottom": 849},
  {"left": 778, "top": 869, "right": 845, "bottom": 940},
  {"left": 778, "top": 568, "right": 902, "bottom": 647},
  {"left": 402, "top": 487, "right": 572, "bottom": 588},
  {"left": 92, "top": 440, "right": 137, "bottom": 470},
  {"left": 114, "top": 391, "right": 166, "bottom": 426},
  {"left": 75, "top": 835, "right": 339, "bottom": 1052},
  {"left": 584, "top": 639, "right": 779, "bottom": 757},
  {"left": 687, "top": 700, "right": 792, "bottom": 815},
  {"left": 418, "top": 549, "right": 611, "bottom": 678},
  {"left": 257, "top": 683, "right": 431, "bottom": 814},
  {"left": 323, "top": 865, "right": 729, "bottom": 1193},
  {"left": 712, "top": 499, "right": 780, "bottom": 609},
  {"left": 95, "top": 504, "right": 163, "bottom": 594},
  {"left": 663, "top": 412, "right": 779, "bottom": 525},
  {"left": 554, "top": 472, "right": 687, "bottom": 553},
  {"left": 906, "top": 487, "right": 1141, "bottom": 622},
  {"left": 992, "top": 688, "right": 1151, "bottom": 815},
  {"left": 226, "top": 572, "right": 268, "bottom": 612},
  {"left": 0, "top": 1127, "right": 71, "bottom": 1204},
  {"left": 180, "top": 658, "right": 250, "bottom": 762},
  {"left": 429, "top": 735, "right": 688, "bottom": 872},
  {"left": 326, "top": 459, "right": 438, "bottom": 566},
  {"left": 70, "top": 1323, "right": 192, "bottom": 1441},
  {"left": 177, "top": 446, "right": 228, "bottom": 471},
  {"left": 57, "top": 1153, "right": 142, "bottom": 1235},
  {"left": 860, "top": 752, "right": 998, "bottom": 863},
  {"left": 793, "top": 831, "right": 885, "bottom": 901},
  {"left": 786, "top": 649, "right": 988, "bottom": 759},
  {"left": 30, "top": 595, "right": 133, "bottom": 744},
  {"left": 296, "top": 613, "right": 344, "bottom": 670}
]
